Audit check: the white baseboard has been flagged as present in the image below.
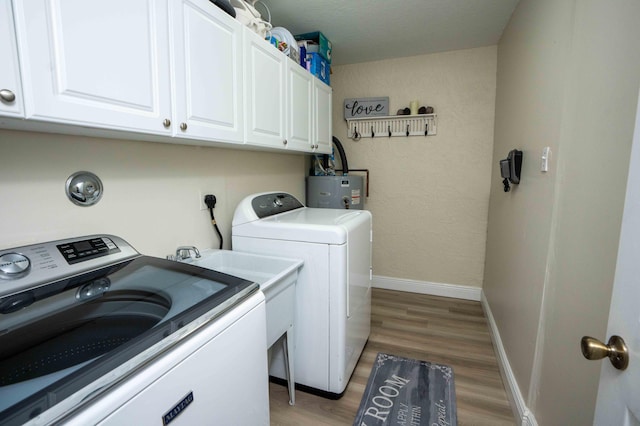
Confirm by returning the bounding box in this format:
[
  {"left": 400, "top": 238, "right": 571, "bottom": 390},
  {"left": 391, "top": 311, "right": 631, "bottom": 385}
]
[
  {"left": 372, "top": 275, "right": 482, "bottom": 301},
  {"left": 481, "top": 291, "right": 538, "bottom": 426}
]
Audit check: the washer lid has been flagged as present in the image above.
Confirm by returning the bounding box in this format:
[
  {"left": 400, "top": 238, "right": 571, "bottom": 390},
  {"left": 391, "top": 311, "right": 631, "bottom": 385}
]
[{"left": 0, "top": 250, "right": 257, "bottom": 426}]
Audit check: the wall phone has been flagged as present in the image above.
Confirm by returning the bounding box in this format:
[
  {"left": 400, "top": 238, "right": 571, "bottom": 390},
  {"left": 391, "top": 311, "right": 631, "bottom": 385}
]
[{"left": 500, "top": 149, "right": 523, "bottom": 192}]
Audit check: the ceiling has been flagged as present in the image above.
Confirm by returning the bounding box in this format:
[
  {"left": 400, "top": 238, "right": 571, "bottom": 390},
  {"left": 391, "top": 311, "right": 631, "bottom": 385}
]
[{"left": 261, "top": 0, "right": 520, "bottom": 65}]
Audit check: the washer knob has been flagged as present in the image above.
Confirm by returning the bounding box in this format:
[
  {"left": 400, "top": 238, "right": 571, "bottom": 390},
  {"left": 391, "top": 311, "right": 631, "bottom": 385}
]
[{"left": 0, "top": 253, "right": 31, "bottom": 279}]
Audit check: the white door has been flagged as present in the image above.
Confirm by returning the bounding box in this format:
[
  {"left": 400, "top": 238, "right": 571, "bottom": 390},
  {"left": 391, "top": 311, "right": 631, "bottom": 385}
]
[
  {"left": 590, "top": 88, "right": 640, "bottom": 425},
  {"left": 170, "top": 0, "right": 244, "bottom": 144},
  {"left": 243, "top": 28, "right": 286, "bottom": 149},
  {"left": 13, "top": 0, "right": 172, "bottom": 134},
  {"left": 0, "top": 0, "right": 23, "bottom": 117}
]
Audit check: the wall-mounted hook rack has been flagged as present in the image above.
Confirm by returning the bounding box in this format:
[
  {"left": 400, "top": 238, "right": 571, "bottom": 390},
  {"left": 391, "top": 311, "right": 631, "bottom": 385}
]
[{"left": 346, "top": 114, "right": 437, "bottom": 139}]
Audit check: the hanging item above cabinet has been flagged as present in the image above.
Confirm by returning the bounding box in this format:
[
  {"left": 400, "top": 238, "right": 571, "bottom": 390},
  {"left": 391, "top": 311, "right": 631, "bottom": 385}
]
[
  {"left": 229, "top": 0, "right": 271, "bottom": 38},
  {"left": 210, "top": 0, "right": 236, "bottom": 17}
]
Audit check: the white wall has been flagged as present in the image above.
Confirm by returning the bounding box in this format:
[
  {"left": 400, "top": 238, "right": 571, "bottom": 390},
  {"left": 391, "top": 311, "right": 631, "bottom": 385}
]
[
  {"left": 484, "top": 0, "right": 640, "bottom": 424},
  {"left": 0, "top": 130, "right": 306, "bottom": 255},
  {"left": 331, "top": 46, "right": 497, "bottom": 288}
]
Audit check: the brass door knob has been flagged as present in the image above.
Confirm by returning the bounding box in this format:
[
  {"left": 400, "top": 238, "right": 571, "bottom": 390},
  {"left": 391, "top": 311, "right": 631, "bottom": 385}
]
[{"left": 581, "top": 335, "right": 629, "bottom": 370}]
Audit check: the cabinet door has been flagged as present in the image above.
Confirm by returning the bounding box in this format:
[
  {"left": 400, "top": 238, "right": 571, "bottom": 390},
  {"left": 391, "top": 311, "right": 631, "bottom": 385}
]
[
  {"left": 13, "top": 0, "right": 172, "bottom": 134},
  {"left": 243, "top": 28, "right": 287, "bottom": 149},
  {"left": 286, "top": 60, "right": 313, "bottom": 151},
  {"left": 0, "top": 0, "right": 23, "bottom": 117},
  {"left": 314, "top": 78, "right": 333, "bottom": 154},
  {"left": 171, "top": 0, "right": 244, "bottom": 144}
]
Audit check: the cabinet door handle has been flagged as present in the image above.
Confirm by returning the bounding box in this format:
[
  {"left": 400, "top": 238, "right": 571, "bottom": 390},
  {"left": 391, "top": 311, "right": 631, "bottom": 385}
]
[
  {"left": 0, "top": 89, "right": 16, "bottom": 103},
  {"left": 283, "top": 139, "right": 288, "bottom": 146},
  {"left": 180, "top": 122, "right": 188, "bottom": 131},
  {"left": 162, "top": 118, "right": 171, "bottom": 128}
]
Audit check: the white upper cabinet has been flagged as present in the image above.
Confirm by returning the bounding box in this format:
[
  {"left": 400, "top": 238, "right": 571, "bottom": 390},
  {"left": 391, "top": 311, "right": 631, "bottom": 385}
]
[
  {"left": 314, "top": 79, "right": 333, "bottom": 154},
  {"left": 243, "top": 28, "right": 287, "bottom": 149},
  {"left": 244, "top": 28, "right": 323, "bottom": 153},
  {"left": 0, "top": 1, "right": 23, "bottom": 117},
  {"left": 286, "top": 59, "right": 313, "bottom": 152},
  {"left": 13, "top": 0, "right": 172, "bottom": 134},
  {"left": 5, "top": 2, "right": 331, "bottom": 152},
  {"left": 170, "top": 0, "right": 244, "bottom": 144}
]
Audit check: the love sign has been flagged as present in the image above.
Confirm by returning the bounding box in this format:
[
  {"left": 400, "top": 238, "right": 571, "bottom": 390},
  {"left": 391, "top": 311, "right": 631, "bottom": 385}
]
[{"left": 344, "top": 97, "right": 389, "bottom": 119}]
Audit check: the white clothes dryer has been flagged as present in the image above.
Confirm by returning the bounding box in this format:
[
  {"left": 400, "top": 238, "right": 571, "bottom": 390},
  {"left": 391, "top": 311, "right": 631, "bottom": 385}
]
[{"left": 232, "top": 192, "right": 372, "bottom": 397}]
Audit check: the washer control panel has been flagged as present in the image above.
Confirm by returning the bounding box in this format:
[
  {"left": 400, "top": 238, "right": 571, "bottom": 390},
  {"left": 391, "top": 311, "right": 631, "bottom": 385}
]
[
  {"left": 0, "top": 235, "right": 140, "bottom": 297},
  {"left": 57, "top": 237, "right": 120, "bottom": 264}
]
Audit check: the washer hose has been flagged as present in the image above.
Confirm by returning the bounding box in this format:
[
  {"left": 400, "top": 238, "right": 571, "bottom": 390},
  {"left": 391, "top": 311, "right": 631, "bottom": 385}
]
[{"left": 325, "top": 136, "right": 349, "bottom": 175}]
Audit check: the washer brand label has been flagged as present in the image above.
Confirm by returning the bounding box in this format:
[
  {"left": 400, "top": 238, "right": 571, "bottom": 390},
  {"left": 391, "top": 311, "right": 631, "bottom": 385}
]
[{"left": 163, "top": 391, "right": 194, "bottom": 425}]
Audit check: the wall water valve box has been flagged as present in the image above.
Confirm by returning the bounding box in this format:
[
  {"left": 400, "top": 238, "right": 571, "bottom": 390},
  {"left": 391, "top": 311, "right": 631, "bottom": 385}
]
[{"left": 295, "top": 31, "right": 332, "bottom": 64}]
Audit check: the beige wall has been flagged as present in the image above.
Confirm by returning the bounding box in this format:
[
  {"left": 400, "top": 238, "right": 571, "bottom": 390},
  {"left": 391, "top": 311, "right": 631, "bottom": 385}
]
[
  {"left": 0, "top": 130, "right": 306, "bottom": 255},
  {"left": 331, "top": 46, "right": 497, "bottom": 287},
  {"left": 485, "top": 0, "right": 640, "bottom": 424},
  {"left": 484, "top": 0, "right": 574, "bottom": 408}
]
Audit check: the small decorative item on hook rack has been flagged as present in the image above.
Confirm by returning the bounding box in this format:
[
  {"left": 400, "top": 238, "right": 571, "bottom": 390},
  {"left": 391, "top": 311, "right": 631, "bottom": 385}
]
[{"left": 409, "top": 100, "right": 419, "bottom": 115}]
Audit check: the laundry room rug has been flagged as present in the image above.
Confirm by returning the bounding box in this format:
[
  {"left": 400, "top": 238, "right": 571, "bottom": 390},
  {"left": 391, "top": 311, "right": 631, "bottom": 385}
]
[{"left": 353, "top": 353, "right": 457, "bottom": 426}]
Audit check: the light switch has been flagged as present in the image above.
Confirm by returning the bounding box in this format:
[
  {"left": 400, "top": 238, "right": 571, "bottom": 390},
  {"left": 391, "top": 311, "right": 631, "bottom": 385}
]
[{"left": 541, "top": 146, "right": 551, "bottom": 172}]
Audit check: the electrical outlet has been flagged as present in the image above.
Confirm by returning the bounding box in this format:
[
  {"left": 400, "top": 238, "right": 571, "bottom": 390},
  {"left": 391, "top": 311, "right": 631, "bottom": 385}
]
[{"left": 198, "top": 191, "right": 208, "bottom": 211}]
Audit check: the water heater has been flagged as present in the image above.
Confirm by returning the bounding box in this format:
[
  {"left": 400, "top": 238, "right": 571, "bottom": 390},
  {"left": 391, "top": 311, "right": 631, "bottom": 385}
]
[{"left": 306, "top": 175, "right": 364, "bottom": 209}]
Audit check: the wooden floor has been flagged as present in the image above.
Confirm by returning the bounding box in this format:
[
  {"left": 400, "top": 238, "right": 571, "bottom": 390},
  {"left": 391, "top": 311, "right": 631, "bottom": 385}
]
[{"left": 269, "top": 288, "right": 515, "bottom": 425}]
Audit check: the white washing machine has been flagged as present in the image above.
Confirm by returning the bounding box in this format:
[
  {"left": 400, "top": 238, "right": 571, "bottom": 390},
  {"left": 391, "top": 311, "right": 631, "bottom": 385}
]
[
  {"left": 0, "top": 235, "right": 269, "bottom": 425},
  {"left": 232, "top": 192, "right": 372, "bottom": 397}
]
